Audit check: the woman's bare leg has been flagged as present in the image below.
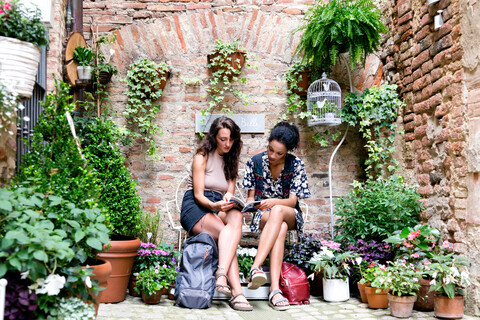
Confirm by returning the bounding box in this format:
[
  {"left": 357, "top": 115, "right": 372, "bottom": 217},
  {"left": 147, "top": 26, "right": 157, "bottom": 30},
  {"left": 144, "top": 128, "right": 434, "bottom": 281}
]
[{"left": 269, "top": 221, "right": 289, "bottom": 306}]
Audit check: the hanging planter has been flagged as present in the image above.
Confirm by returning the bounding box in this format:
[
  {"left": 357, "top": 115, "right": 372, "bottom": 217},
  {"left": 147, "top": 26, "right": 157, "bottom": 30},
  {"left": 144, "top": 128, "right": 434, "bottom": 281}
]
[
  {"left": 77, "top": 66, "right": 93, "bottom": 81},
  {"left": 0, "top": 36, "right": 41, "bottom": 99},
  {"left": 207, "top": 50, "right": 246, "bottom": 78}
]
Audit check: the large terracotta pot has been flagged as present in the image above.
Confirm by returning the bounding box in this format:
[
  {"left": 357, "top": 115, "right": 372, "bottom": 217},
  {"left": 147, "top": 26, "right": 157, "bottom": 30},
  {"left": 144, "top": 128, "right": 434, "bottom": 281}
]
[
  {"left": 0, "top": 36, "right": 41, "bottom": 99},
  {"left": 388, "top": 293, "right": 417, "bottom": 318},
  {"left": 97, "top": 234, "right": 141, "bottom": 303},
  {"left": 414, "top": 277, "right": 435, "bottom": 311},
  {"left": 365, "top": 286, "right": 389, "bottom": 309},
  {"left": 434, "top": 295, "right": 464, "bottom": 319},
  {"left": 207, "top": 50, "right": 246, "bottom": 77},
  {"left": 322, "top": 278, "right": 350, "bottom": 302},
  {"left": 357, "top": 282, "right": 370, "bottom": 303},
  {"left": 81, "top": 258, "right": 112, "bottom": 316},
  {"left": 142, "top": 290, "right": 162, "bottom": 305}
]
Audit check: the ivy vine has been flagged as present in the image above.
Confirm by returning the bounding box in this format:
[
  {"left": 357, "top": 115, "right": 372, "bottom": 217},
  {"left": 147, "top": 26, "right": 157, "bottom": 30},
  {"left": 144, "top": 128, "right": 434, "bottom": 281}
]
[{"left": 123, "top": 58, "right": 169, "bottom": 157}]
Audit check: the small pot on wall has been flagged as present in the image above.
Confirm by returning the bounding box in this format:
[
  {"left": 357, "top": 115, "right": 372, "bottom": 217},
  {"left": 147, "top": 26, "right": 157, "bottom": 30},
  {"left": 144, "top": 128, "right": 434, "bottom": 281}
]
[{"left": 77, "top": 66, "right": 93, "bottom": 82}]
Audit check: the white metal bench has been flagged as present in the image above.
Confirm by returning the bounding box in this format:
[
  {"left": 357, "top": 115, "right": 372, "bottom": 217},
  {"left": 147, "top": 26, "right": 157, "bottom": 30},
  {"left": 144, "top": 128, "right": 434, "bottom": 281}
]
[{"left": 165, "top": 169, "right": 308, "bottom": 249}]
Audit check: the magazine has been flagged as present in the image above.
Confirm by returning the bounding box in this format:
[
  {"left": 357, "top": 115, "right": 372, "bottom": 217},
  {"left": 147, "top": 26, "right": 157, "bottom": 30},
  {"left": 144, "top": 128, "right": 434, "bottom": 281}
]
[{"left": 229, "top": 196, "right": 261, "bottom": 213}]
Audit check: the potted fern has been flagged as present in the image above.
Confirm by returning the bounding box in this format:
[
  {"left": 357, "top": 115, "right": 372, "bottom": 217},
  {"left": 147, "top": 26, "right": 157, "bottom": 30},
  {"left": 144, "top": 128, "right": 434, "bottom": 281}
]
[{"left": 294, "top": 0, "right": 388, "bottom": 74}]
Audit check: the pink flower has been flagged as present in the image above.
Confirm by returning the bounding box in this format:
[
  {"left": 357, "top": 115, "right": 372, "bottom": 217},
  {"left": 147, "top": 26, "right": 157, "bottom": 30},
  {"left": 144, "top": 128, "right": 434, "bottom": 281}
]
[
  {"left": 384, "top": 244, "right": 389, "bottom": 249},
  {"left": 3, "top": 2, "right": 11, "bottom": 10},
  {"left": 402, "top": 239, "right": 413, "bottom": 248},
  {"left": 379, "top": 264, "right": 387, "bottom": 271},
  {"left": 413, "top": 277, "right": 418, "bottom": 282},
  {"left": 424, "top": 260, "right": 431, "bottom": 265},
  {"left": 154, "top": 269, "right": 159, "bottom": 274},
  {"left": 368, "top": 262, "right": 375, "bottom": 268},
  {"left": 442, "top": 240, "right": 454, "bottom": 250},
  {"left": 411, "top": 253, "right": 419, "bottom": 258}
]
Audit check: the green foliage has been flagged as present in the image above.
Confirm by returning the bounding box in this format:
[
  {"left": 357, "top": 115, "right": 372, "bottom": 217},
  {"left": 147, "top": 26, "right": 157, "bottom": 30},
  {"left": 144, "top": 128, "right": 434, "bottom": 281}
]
[
  {"left": 124, "top": 58, "right": 168, "bottom": 157},
  {"left": 14, "top": 79, "right": 103, "bottom": 208},
  {"left": 73, "top": 46, "right": 95, "bottom": 67},
  {"left": 75, "top": 117, "right": 141, "bottom": 237},
  {"left": 342, "top": 84, "right": 404, "bottom": 179},
  {"left": 371, "top": 260, "right": 422, "bottom": 296},
  {"left": 0, "top": 82, "right": 23, "bottom": 135},
  {"left": 295, "top": 0, "right": 387, "bottom": 73},
  {"left": 94, "top": 34, "right": 118, "bottom": 75},
  {"left": 280, "top": 61, "right": 311, "bottom": 122},
  {"left": 0, "top": 187, "right": 110, "bottom": 279},
  {"left": 334, "top": 175, "right": 423, "bottom": 245},
  {"left": 55, "top": 297, "right": 96, "bottom": 320},
  {"left": 133, "top": 241, "right": 180, "bottom": 274},
  {"left": 136, "top": 210, "right": 163, "bottom": 243},
  {"left": 134, "top": 266, "right": 178, "bottom": 296},
  {"left": 309, "top": 247, "right": 356, "bottom": 280},
  {"left": 203, "top": 39, "right": 251, "bottom": 131},
  {"left": 358, "top": 261, "right": 383, "bottom": 284},
  {"left": 427, "top": 252, "right": 470, "bottom": 298},
  {"left": 0, "top": 0, "right": 48, "bottom": 47},
  {"left": 236, "top": 247, "right": 257, "bottom": 279}
]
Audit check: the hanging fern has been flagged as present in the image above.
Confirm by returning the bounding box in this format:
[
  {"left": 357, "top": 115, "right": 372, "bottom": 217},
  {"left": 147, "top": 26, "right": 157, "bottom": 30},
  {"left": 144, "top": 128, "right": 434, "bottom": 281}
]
[{"left": 295, "top": 0, "right": 388, "bottom": 73}]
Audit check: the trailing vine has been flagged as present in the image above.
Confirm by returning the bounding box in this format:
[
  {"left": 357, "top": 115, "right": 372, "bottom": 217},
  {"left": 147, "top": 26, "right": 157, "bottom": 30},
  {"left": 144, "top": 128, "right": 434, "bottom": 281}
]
[
  {"left": 280, "top": 61, "right": 312, "bottom": 122},
  {"left": 202, "top": 39, "right": 251, "bottom": 131},
  {"left": 342, "top": 84, "right": 404, "bottom": 179},
  {"left": 123, "top": 58, "right": 169, "bottom": 157}
]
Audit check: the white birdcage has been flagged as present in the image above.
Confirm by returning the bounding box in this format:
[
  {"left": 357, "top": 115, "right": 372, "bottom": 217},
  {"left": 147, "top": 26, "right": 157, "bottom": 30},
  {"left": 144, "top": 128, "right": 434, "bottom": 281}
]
[{"left": 307, "top": 73, "right": 342, "bottom": 127}]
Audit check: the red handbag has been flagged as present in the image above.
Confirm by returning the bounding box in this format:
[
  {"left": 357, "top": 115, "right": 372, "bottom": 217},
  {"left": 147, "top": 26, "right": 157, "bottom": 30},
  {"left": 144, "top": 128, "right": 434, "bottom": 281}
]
[{"left": 279, "top": 262, "right": 310, "bottom": 305}]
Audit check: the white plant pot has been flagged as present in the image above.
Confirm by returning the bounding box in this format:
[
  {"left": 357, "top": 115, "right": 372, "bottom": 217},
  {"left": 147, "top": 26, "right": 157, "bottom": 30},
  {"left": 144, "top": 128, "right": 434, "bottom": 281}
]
[
  {"left": 0, "top": 36, "right": 41, "bottom": 99},
  {"left": 77, "top": 66, "right": 93, "bottom": 81},
  {"left": 322, "top": 278, "right": 350, "bottom": 302}
]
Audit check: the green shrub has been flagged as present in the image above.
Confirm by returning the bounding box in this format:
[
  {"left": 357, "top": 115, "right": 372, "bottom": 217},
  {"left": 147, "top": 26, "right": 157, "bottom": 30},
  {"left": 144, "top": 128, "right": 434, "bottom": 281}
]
[{"left": 334, "top": 175, "right": 423, "bottom": 245}]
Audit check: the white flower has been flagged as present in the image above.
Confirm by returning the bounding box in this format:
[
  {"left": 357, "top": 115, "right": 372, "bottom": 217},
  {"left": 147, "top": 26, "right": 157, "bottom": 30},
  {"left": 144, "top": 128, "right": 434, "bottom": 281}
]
[
  {"left": 23, "top": 116, "right": 30, "bottom": 122},
  {"left": 85, "top": 276, "right": 92, "bottom": 288},
  {"left": 36, "top": 274, "right": 66, "bottom": 296},
  {"left": 18, "top": 104, "right": 25, "bottom": 110},
  {"left": 355, "top": 257, "right": 363, "bottom": 265},
  {"left": 28, "top": 278, "right": 45, "bottom": 292},
  {"left": 5, "top": 112, "right": 11, "bottom": 117},
  {"left": 20, "top": 270, "right": 29, "bottom": 279},
  {"left": 147, "top": 232, "right": 152, "bottom": 241}
]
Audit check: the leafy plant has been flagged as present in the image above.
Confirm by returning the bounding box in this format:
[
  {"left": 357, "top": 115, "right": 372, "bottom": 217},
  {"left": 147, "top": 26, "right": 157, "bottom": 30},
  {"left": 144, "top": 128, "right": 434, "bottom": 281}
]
[
  {"left": 3, "top": 270, "right": 38, "bottom": 320},
  {"left": 426, "top": 248, "right": 470, "bottom": 298},
  {"left": 280, "top": 61, "right": 312, "bottom": 122},
  {"left": 73, "top": 46, "right": 94, "bottom": 67},
  {"left": 202, "top": 39, "right": 250, "bottom": 132},
  {"left": 359, "top": 261, "right": 385, "bottom": 285},
  {"left": 133, "top": 241, "right": 180, "bottom": 274},
  {"left": 0, "top": 82, "right": 28, "bottom": 136},
  {"left": 309, "top": 242, "right": 356, "bottom": 280},
  {"left": 75, "top": 117, "right": 141, "bottom": 237},
  {"left": 371, "top": 259, "right": 422, "bottom": 296},
  {"left": 135, "top": 210, "right": 163, "bottom": 244},
  {"left": 334, "top": 175, "right": 423, "bottom": 245},
  {"left": 237, "top": 246, "right": 257, "bottom": 279},
  {"left": 342, "top": 84, "right": 404, "bottom": 179},
  {"left": 295, "top": 0, "right": 387, "bottom": 73},
  {"left": 55, "top": 297, "right": 95, "bottom": 320},
  {"left": 134, "top": 265, "right": 177, "bottom": 296},
  {"left": 284, "top": 232, "right": 329, "bottom": 273},
  {"left": 124, "top": 58, "right": 169, "bottom": 156},
  {"left": 347, "top": 239, "right": 394, "bottom": 282},
  {"left": 0, "top": 0, "right": 48, "bottom": 47}
]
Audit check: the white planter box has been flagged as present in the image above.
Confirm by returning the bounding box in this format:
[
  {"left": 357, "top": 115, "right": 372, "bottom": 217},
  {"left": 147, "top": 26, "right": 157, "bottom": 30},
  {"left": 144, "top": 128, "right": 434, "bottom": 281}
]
[{"left": 323, "top": 278, "right": 350, "bottom": 302}]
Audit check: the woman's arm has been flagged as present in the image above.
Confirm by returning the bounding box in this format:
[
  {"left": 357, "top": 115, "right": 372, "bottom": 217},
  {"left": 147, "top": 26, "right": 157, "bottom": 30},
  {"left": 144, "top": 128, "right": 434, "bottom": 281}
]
[
  {"left": 223, "top": 179, "right": 236, "bottom": 201},
  {"left": 246, "top": 190, "right": 297, "bottom": 211}
]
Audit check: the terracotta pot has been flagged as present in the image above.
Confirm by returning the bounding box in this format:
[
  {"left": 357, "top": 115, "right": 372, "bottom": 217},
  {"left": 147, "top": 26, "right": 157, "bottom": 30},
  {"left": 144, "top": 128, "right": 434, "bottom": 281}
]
[
  {"left": 207, "top": 50, "right": 246, "bottom": 77},
  {"left": 434, "top": 295, "right": 464, "bottom": 319},
  {"left": 388, "top": 293, "right": 417, "bottom": 318},
  {"left": 161, "top": 287, "right": 169, "bottom": 295},
  {"left": 128, "top": 274, "right": 141, "bottom": 297},
  {"left": 414, "top": 277, "right": 435, "bottom": 311},
  {"left": 97, "top": 234, "right": 141, "bottom": 303},
  {"left": 82, "top": 259, "right": 112, "bottom": 316},
  {"left": 322, "top": 278, "right": 350, "bottom": 302},
  {"left": 290, "top": 70, "right": 311, "bottom": 97},
  {"left": 142, "top": 290, "right": 162, "bottom": 305},
  {"left": 357, "top": 282, "right": 370, "bottom": 303},
  {"left": 168, "top": 284, "right": 175, "bottom": 300},
  {"left": 365, "top": 286, "right": 389, "bottom": 309}
]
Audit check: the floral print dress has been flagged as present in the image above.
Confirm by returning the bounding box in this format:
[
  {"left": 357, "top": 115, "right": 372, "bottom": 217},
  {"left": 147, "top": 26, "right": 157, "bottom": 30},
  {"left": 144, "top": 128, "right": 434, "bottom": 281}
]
[{"left": 242, "top": 151, "right": 311, "bottom": 233}]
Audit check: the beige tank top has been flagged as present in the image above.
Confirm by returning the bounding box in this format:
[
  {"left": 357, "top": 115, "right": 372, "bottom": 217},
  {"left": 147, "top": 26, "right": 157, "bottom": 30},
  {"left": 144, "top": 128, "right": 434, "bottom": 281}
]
[{"left": 187, "top": 150, "right": 229, "bottom": 193}]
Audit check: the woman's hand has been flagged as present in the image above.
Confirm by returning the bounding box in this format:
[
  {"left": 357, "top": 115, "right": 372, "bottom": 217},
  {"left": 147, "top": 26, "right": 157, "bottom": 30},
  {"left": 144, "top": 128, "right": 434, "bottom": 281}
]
[
  {"left": 213, "top": 200, "right": 235, "bottom": 212},
  {"left": 223, "top": 192, "right": 233, "bottom": 202},
  {"left": 257, "top": 198, "right": 276, "bottom": 211}
]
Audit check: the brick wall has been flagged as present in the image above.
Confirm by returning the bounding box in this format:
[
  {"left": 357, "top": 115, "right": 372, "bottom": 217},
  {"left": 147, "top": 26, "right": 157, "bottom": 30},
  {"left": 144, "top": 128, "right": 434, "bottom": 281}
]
[
  {"left": 379, "top": 0, "right": 480, "bottom": 314},
  {"left": 82, "top": 0, "right": 370, "bottom": 245},
  {"left": 0, "top": 122, "right": 16, "bottom": 186}
]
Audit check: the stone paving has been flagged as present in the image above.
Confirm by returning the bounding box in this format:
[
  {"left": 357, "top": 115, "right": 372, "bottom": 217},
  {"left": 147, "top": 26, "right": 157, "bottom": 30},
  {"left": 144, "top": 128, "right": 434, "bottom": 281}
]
[{"left": 97, "top": 294, "right": 480, "bottom": 320}]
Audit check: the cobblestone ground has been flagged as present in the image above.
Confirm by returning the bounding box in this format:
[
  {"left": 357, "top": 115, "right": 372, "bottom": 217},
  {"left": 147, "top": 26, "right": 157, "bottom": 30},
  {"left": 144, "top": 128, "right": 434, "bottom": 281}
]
[{"left": 97, "top": 295, "right": 479, "bottom": 320}]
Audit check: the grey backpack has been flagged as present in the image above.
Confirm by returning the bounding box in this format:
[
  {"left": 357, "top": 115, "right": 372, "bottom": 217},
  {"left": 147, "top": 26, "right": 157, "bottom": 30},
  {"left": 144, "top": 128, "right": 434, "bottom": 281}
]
[{"left": 174, "top": 232, "right": 218, "bottom": 309}]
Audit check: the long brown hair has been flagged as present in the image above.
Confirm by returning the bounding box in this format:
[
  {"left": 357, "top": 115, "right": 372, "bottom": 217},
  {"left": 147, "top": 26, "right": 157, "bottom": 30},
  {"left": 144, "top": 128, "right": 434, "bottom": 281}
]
[{"left": 196, "top": 117, "right": 242, "bottom": 180}]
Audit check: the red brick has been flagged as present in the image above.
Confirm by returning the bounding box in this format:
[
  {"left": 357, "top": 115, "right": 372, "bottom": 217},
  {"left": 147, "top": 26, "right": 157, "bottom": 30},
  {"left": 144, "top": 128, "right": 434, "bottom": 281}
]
[
  {"left": 146, "top": 196, "right": 162, "bottom": 203},
  {"left": 413, "top": 74, "right": 431, "bottom": 92},
  {"left": 398, "top": 11, "right": 413, "bottom": 25},
  {"left": 187, "top": 3, "right": 211, "bottom": 9},
  {"left": 95, "top": 15, "right": 133, "bottom": 24},
  {"left": 415, "top": 124, "right": 427, "bottom": 138},
  {"left": 248, "top": 8, "right": 258, "bottom": 29},
  {"left": 157, "top": 175, "right": 174, "bottom": 180},
  {"left": 400, "top": 29, "right": 413, "bottom": 42},
  {"left": 133, "top": 12, "right": 152, "bottom": 19},
  {"left": 404, "top": 120, "right": 415, "bottom": 132},
  {"left": 83, "top": 2, "right": 106, "bottom": 9},
  {"left": 110, "top": 3, "right": 147, "bottom": 9},
  {"left": 147, "top": 4, "right": 186, "bottom": 12},
  {"left": 412, "top": 50, "right": 431, "bottom": 70},
  {"left": 418, "top": 185, "right": 433, "bottom": 196},
  {"left": 444, "top": 83, "right": 462, "bottom": 99},
  {"left": 397, "top": 0, "right": 412, "bottom": 17},
  {"left": 431, "top": 68, "right": 443, "bottom": 82},
  {"left": 179, "top": 146, "right": 191, "bottom": 153},
  {"left": 421, "top": 60, "right": 434, "bottom": 74},
  {"left": 418, "top": 174, "right": 430, "bottom": 186},
  {"left": 283, "top": 8, "right": 302, "bottom": 14},
  {"left": 414, "top": 25, "right": 430, "bottom": 42},
  {"left": 172, "top": 14, "right": 186, "bottom": 52}
]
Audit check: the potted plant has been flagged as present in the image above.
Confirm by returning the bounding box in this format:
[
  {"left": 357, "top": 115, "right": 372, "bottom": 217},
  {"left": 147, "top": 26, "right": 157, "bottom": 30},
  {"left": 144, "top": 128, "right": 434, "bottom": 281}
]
[
  {"left": 73, "top": 46, "right": 95, "bottom": 81},
  {"left": 123, "top": 58, "right": 169, "bottom": 157},
  {"left": 361, "top": 262, "right": 389, "bottom": 309},
  {"left": 92, "top": 33, "right": 118, "bottom": 85},
  {"left": 280, "top": 61, "right": 313, "bottom": 123},
  {"left": 309, "top": 240, "right": 356, "bottom": 302},
  {"left": 134, "top": 265, "right": 178, "bottom": 304},
  {"left": 237, "top": 246, "right": 257, "bottom": 282},
  {"left": 385, "top": 224, "right": 441, "bottom": 311},
  {"left": 294, "top": 0, "right": 387, "bottom": 74},
  {"left": 371, "top": 260, "right": 422, "bottom": 318},
  {"left": 426, "top": 246, "right": 470, "bottom": 319},
  {"left": 0, "top": 0, "right": 48, "bottom": 98},
  {"left": 207, "top": 39, "right": 246, "bottom": 78}
]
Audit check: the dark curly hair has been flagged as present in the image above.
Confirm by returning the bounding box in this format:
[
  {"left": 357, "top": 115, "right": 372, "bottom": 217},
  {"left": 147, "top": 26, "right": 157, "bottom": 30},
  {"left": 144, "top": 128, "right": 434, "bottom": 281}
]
[
  {"left": 196, "top": 117, "right": 242, "bottom": 180},
  {"left": 268, "top": 121, "right": 299, "bottom": 151}
]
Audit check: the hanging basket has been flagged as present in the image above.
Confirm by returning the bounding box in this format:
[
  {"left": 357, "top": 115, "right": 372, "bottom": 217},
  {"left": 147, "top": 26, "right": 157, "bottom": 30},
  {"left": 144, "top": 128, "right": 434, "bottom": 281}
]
[
  {"left": 207, "top": 50, "right": 246, "bottom": 78},
  {"left": 0, "top": 36, "right": 41, "bottom": 99}
]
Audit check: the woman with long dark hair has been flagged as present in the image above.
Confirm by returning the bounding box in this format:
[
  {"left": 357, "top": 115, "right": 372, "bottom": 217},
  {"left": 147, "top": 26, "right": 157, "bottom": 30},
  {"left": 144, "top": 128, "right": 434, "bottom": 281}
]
[
  {"left": 180, "top": 116, "right": 252, "bottom": 311},
  {"left": 242, "top": 121, "right": 311, "bottom": 311}
]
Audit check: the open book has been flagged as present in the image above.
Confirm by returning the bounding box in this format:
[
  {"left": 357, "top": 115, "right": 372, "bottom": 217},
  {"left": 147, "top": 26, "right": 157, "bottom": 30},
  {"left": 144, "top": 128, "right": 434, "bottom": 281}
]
[{"left": 229, "top": 196, "right": 261, "bottom": 213}]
